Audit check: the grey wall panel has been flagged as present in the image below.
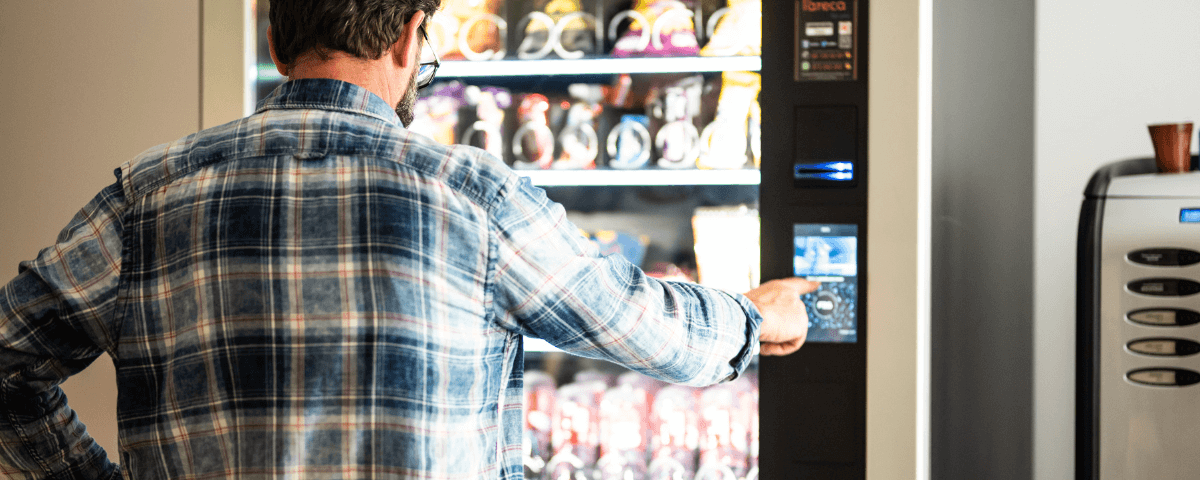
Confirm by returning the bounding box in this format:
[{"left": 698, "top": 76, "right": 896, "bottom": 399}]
[{"left": 932, "top": 0, "right": 1035, "bottom": 478}]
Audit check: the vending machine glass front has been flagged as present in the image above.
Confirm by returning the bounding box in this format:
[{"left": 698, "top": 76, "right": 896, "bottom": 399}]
[{"left": 254, "top": 0, "right": 764, "bottom": 477}]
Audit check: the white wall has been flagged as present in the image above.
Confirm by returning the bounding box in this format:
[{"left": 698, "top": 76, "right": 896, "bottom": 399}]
[
  {"left": 1035, "top": 1, "right": 1200, "bottom": 478},
  {"left": 0, "top": 1, "right": 200, "bottom": 459}
]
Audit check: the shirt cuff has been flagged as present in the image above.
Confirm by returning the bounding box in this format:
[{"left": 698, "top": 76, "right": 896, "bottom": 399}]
[{"left": 723, "top": 291, "right": 763, "bottom": 382}]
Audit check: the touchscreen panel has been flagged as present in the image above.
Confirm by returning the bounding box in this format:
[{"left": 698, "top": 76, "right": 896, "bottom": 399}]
[{"left": 794, "top": 223, "right": 858, "bottom": 343}]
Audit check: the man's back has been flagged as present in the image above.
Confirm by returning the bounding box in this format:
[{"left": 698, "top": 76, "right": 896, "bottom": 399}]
[
  {"left": 0, "top": 79, "right": 762, "bottom": 479},
  {"left": 114, "top": 78, "right": 516, "bottom": 478}
]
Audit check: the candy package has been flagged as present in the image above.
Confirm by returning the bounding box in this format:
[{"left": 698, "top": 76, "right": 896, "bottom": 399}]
[
  {"left": 609, "top": 0, "right": 700, "bottom": 57},
  {"left": 517, "top": 0, "right": 601, "bottom": 59},
  {"left": 460, "top": 86, "right": 512, "bottom": 159},
  {"left": 699, "top": 0, "right": 761, "bottom": 56},
  {"left": 648, "top": 75, "right": 704, "bottom": 169},
  {"left": 410, "top": 81, "right": 468, "bottom": 145},
  {"left": 554, "top": 84, "right": 605, "bottom": 170},
  {"left": 512, "top": 93, "right": 557, "bottom": 169},
  {"left": 606, "top": 114, "right": 653, "bottom": 169}
]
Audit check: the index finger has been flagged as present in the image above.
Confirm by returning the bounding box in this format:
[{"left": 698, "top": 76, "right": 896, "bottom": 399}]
[{"left": 774, "top": 277, "right": 821, "bottom": 294}]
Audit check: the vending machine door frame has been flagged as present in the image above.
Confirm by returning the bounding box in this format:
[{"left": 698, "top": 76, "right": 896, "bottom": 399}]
[{"left": 759, "top": 0, "right": 870, "bottom": 477}]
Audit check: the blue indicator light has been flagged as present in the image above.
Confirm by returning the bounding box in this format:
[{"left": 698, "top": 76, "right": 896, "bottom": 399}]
[
  {"left": 795, "top": 161, "right": 855, "bottom": 181},
  {"left": 1182, "top": 208, "right": 1200, "bottom": 223}
]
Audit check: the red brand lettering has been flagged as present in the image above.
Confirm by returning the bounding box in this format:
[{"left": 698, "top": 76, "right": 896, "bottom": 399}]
[{"left": 802, "top": 0, "right": 847, "bottom": 12}]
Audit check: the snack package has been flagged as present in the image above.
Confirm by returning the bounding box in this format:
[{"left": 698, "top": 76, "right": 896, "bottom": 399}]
[
  {"left": 429, "top": 0, "right": 506, "bottom": 61},
  {"left": 649, "top": 76, "right": 703, "bottom": 169},
  {"left": 697, "top": 71, "right": 761, "bottom": 169},
  {"left": 699, "top": 0, "right": 762, "bottom": 56},
  {"left": 610, "top": 0, "right": 700, "bottom": 57},
  {"left": 697, "top": 384, "right": 750, "bottom": 480},
  {"left": 749, "top": 97, "right": 761, "bottom": 168},
  {"left": 740, "top": 378, "right": 760, "bottom": 476},
  {"left": 552, "top": 380, "right": 607, "bottom": 467},
  {"left": 524, "top": 371, "right": 558, "bottom": 478},
  {"left": 518, "top": 0, "right": 600, "bottom": 59},
  {"left": 543, "top": 450, "right": 591, "bottom": 480},
  {"left": 596, "top": 451, "right": 647, "bottom": 480},
  {"left": 616, "top": 371, "right": 665, "bottom": 403},
  {"left": 606, "top": 114, "right": 653, "bottom": 169},
  {"left": 460, "top": 86, "right": 512, "bottom": 159},
  {"left": 512, "top": 94, "right": 556, "bottom": 169},
  {"left": 589, "top": 230, "right": 650, "bottom": 267},
  {"left": 553, "top": 84, "right": 605, "bottom": 170},
  {"left": 410, "top": 81, "right": 468, "bottom": 145},
  {"left": 649, "top": 385, "right": 700, "bottom": 480},
  {"left": 598, "top": 384, "right": 652, "bottom": 479},
  {"left": 574, "top": 369, "right": 617, "bottom": 389},
  {"left": 644, "top": 262, "right": 696, "bottom": 283},
  {"left": 691, "top": 205, "right": 760, "bottom": 293}
]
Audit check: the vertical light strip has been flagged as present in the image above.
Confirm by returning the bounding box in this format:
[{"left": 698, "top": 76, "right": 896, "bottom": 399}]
[
  {"left": 244, "top": 0, "right": 257, "bottom": 117},
  {"left": 915, "top": 0, "right": 934, "bottom": 476},
  {"left": 199, "top": 0, "right": 205, "bottom": 130}
]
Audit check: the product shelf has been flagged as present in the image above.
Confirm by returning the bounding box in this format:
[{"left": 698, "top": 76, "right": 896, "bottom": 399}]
[
  {"left": 518, "top": 168, "right": 759, "bottom": 186},
  {"left": 257, "top": 56, "right": 760, "bottom": 83}
]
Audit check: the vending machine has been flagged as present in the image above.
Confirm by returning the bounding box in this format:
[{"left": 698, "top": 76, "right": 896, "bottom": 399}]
[
  {"left": 1077, "top": 157, "right": 1200, "bottom": 479},
  {"left": 250, "top": 0, "right": 871, "bottom": 477}
]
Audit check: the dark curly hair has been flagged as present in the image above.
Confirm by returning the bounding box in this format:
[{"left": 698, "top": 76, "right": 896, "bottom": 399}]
[{"left": 269, "top": 0, "right": 441, "bottom": 67}]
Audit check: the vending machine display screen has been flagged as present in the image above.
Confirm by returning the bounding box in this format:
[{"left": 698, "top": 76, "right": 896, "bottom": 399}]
[{"left": 794, "top": 223, "right": 859, "bottom": 343}]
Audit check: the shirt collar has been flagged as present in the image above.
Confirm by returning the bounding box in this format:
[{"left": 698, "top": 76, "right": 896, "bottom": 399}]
[{"left": 255, "top": 78, "right": 403, "bottom": 127}]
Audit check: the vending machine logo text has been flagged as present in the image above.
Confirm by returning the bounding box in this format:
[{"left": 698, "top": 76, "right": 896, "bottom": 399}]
[{"left": 802, "top": 0, "right": 848, "bottom": 12}]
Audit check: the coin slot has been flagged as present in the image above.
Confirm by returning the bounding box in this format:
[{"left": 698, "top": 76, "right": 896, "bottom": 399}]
[{"left": 1127, "top": 308, "right": 1200, "bottom": 327}]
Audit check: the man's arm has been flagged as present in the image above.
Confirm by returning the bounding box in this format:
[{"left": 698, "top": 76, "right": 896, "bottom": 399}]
[
  {"left": 489, "top": 177, "right": 808, "bottom": 386},
  {"left": 0, "top": 181, "right": 126, "bottom": 480}
]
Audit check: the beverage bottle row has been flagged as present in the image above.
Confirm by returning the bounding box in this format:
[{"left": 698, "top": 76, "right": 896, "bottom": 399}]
[{"left": 524, "top": 370, "right": 760, "bottom": 480}]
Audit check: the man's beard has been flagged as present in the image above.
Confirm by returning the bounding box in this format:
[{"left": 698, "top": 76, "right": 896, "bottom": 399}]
[{"left": 395, "top": 67, "right": 418, "bottom": 127}]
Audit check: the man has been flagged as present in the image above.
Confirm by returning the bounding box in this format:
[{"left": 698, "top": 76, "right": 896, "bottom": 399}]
[{"left": 0, "top": 0, "right": 815, "bottom": 478}]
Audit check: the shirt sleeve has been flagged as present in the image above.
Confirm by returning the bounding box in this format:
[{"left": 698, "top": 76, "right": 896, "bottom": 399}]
[
  {"left": 489, "top": 177, "right": 761, "bottom": 386},
  {"left": 0, "top": 179, "right": 127, "bottom": 480}
]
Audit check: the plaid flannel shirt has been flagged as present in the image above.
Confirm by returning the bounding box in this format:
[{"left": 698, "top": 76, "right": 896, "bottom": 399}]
[{"left": 0, "top": 79, "right": 761, "bottom": 479}]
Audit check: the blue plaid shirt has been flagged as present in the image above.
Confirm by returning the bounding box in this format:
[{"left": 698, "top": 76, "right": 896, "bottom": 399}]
[{"left": 0, "top": 79, "right": 761, "bottom": 479}]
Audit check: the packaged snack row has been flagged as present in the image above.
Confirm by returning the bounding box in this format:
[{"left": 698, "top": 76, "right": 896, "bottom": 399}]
[
  {"left": 410, "top": 73, "right": 761, "bottom": 171},
  {"left": 524, "top": 370, "right": 760, "bottom": 480},
  {"left": 429, "top": 0, "right": 761, "bottom": 61}
]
